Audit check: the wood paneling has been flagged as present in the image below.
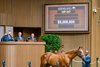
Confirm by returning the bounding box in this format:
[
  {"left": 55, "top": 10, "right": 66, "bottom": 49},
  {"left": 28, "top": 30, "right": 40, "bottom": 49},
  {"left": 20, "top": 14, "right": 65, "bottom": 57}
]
[
  {"left": 91, "top": 0, "right": 100, "bottom": 67},
  {"left": 91, "top": 9, "right": 100, "bottom": 67},
  {"left": 12, "top": 0, "right": 43, "bottom": 27},
  {"left": 0, "top": 42, "right": 45, "bottom": 67},
  {"left": 44, "top": 0, "right": 89, "bottom": 4},
  {"left": 0, "top": 0, "right": 12, "bottom": 14},
  {"left": 60, "top": 34, "right": 90, "bottom": 51},
  {"left": 0, "top": 0, "right": 90, "bottom": 27},
  {"left": 0, "top": 0, "right": 43, "bottom": 27},
  {"left": 97, "top": 0, "right": 100, "bottom": 8},
  {"left": 0, "top": 0, "right": 14, "bottom": 25}
]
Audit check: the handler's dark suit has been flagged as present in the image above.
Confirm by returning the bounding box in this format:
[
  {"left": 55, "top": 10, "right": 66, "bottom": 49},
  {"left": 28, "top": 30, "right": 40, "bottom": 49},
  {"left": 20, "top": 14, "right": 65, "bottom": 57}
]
[
  {"left": 82, "top": 54, "right": 91, "bottom": 67},
  {"left": 27, "top": 37, "right": 37, "bottom": 42},
  {"left": 1, "top": 34, "right": 14, "bottom": 42}
]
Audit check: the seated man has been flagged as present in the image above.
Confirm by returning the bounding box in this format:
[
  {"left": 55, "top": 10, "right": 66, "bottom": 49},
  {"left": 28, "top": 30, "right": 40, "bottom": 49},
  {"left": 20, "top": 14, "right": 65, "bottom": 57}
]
[
  {"left": 1, "top": 31, "right": 14, "bottom": 42},
  {"left": 15, "top": 32, "right": 24, "bottom": 41},
  {"left": 27, "top": 33, "right": 37, "bottom": 42}
]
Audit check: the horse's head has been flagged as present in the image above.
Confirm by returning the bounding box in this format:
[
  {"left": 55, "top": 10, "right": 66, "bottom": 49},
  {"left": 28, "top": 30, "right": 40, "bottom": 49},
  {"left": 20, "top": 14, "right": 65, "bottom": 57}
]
[{"left": 77, "top": 46, "right": 84, "bottom": 58}]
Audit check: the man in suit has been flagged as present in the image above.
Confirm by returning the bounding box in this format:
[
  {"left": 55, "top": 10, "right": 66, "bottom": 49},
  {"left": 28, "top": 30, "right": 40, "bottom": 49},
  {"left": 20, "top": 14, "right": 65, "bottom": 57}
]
[
  {"left": 28, "top": 33, "right": 37, "bottom": 42},
  {"left": 82, "top": 50, "right": 91, "bottom": 67},
  {"left": 15, "top": 32, "right": 24, "bottom": 41},
  {"left": 1, "top": 31, "right": 14, "bottom": 42}
]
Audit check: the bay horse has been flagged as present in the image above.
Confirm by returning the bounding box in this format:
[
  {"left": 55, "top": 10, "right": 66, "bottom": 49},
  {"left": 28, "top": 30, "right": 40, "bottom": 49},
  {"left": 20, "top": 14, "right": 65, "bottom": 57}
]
[{"left": 40, "top": 47, "right": 84, "bottom": 67}]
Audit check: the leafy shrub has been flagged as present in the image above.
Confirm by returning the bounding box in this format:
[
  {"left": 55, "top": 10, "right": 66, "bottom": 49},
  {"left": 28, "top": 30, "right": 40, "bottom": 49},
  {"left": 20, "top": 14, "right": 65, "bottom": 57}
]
[{"left": 40, "top": 34, "right": 61, "bottom": 52}]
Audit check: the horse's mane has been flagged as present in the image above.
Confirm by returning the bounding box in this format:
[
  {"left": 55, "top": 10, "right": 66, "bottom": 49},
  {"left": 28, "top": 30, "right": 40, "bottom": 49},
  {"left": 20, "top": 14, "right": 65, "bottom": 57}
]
[{"left": 65, "top": 49, "right": 78, "bottom": 54}]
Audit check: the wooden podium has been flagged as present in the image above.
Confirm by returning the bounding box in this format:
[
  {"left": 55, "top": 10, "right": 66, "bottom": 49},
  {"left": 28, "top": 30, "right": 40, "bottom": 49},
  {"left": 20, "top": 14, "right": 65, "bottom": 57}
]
[{"left": 0, "top": 42, "right": 45, "bottom": 67}]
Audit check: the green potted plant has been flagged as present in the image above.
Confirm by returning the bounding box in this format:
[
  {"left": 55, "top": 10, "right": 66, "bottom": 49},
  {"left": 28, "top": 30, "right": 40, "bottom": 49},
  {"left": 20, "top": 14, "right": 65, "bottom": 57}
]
[{"left": 40, "top": 34, "right": 62, "bottom": 52}]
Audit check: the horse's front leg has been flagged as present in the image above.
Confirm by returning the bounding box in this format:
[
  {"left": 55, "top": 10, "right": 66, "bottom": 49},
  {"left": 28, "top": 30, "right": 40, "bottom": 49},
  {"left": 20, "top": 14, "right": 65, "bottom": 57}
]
[
  {"left": 40, "top": 63, "right": 46, "bottom": 67},
  {"left": 66, "top": 65, "right": 69, "bottom": 67},
  {"left": 40, "top": 64, "right": 44, "bottom": 67}
]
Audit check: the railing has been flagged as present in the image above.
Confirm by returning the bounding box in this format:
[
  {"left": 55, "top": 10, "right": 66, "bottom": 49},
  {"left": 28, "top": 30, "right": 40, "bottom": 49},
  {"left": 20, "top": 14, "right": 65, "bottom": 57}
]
[
  {"left": 70, "top": 57, "right": 100, "bottom": 67},
  {"left": 1, "top": 58, "right": 100, "bottom": 67},
  {"left": 96, "top": 57, "right": 99, "bottom": 67},
  {"left": 2, "top": 59, "right": 6, "bottom": 67},
  {"left": 1, "top": 60, "right": 32, "bottom": 67},
  {"left": 28, "top": 61, "right": 31, "bottom": 67}
]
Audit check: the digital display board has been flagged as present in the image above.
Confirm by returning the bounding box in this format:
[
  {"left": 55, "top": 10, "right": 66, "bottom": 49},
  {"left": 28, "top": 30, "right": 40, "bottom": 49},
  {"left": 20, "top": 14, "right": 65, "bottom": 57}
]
[{"left": 44, "top": 3, "right": 89, "bottom": 33}]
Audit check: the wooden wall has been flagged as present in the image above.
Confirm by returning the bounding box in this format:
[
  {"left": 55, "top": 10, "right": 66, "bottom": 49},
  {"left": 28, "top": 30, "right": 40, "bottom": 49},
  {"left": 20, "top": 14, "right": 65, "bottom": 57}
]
[
  {"left": 0, "top": 0, "right": 44, "bottom": 27},
  {"left": 0, "top": 0, "right": 13, "bottom": 25},
  {"left": 0, "top": 0, "right": 90, "bottom": 27},
  {"left": 12, "top": 0, "right": 44, "bottom": 27},
  {"left": 0, "top": 42, "right": 45, "bottom": 67},
  {"left": 91, "top": 0, "right": 100, "bottom": 67}
]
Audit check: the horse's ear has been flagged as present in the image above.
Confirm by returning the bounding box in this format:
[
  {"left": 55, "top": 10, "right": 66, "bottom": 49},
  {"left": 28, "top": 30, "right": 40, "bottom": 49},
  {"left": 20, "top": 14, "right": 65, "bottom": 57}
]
[{"left": 78, "top": 46, "right": 83, "bottom": 50}]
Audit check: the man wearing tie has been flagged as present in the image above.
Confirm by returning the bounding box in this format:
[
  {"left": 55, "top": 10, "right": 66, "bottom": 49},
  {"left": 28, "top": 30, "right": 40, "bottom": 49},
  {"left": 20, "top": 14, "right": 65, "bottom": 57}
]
[
  {"left": 1, "top": 31, "right": 14, "bottom": 42},
  {"left": 15, "top": 32, "right": 24, "bottom": 41},
  {"left": 28, "top": 33, "right": 37, "bottom": 42}
]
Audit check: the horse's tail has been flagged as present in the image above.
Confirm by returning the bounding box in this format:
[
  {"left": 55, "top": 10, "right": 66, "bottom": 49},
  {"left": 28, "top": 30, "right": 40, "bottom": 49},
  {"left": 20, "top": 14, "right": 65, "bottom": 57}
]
[{"left": 40, "top": 53, "right": 48, "bottom": 67}]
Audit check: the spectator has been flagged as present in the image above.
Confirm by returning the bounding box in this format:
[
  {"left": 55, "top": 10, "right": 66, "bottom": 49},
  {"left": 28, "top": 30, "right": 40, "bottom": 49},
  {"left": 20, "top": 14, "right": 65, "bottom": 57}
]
[
  {"left": 15, "top": 32, "right": 24, "bottom": 41},
  {"left": 27, "top": 33, "right": 37, "bottom": 42},
  {"left": 1, "top": 31, "right": 14, "bottom": 42}
]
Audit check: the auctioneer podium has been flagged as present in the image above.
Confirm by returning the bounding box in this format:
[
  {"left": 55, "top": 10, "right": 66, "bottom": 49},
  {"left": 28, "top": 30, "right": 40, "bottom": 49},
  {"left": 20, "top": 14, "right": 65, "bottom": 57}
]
[{"left": 0, "top": 42, "right": 45, "bottom": 67}]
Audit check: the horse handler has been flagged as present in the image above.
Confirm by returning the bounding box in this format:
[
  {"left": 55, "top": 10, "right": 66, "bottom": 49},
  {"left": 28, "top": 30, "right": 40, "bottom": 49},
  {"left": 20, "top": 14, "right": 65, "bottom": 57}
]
[{"left": 82, "top": 50, "right": 91, "bottom": 67}]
